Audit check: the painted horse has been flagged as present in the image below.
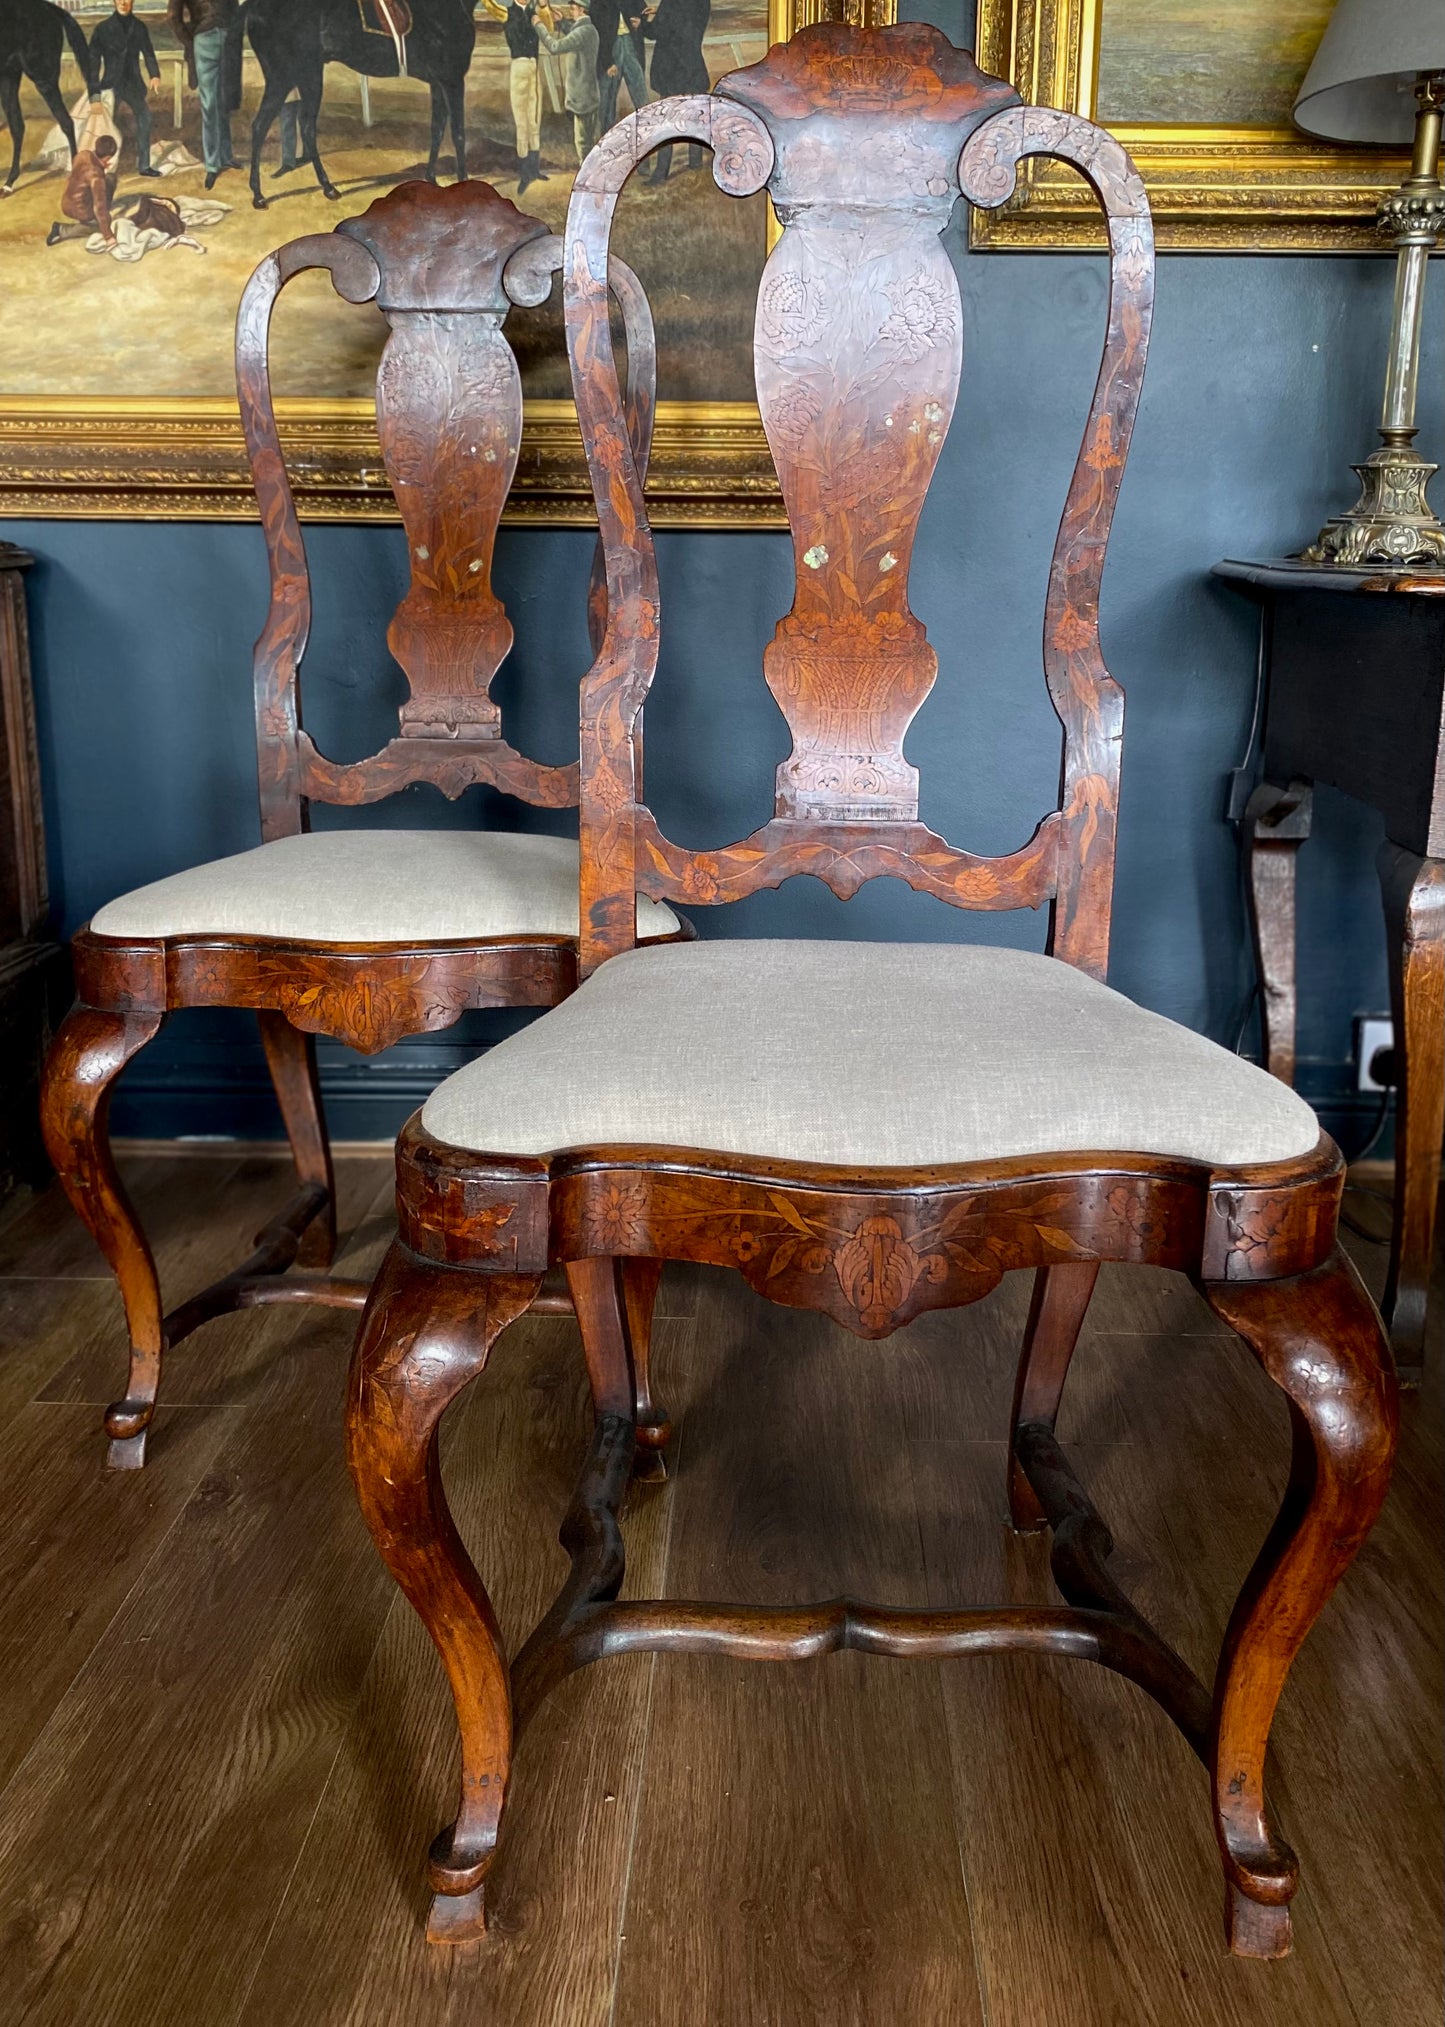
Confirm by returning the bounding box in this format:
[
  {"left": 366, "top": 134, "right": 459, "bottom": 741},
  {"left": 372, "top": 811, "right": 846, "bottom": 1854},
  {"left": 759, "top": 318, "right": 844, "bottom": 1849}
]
[
  {"left": 244, "top": 0, "right": 478, "bottom": 211},
  {"left": 0, "top": 0, "right": 94, "bottom": 196}
]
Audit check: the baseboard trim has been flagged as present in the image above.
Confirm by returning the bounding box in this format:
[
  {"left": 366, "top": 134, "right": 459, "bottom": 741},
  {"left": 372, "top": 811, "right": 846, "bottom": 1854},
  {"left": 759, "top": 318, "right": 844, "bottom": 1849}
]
[{"left": 107, "top": 1030, "right": 480, "bottom": 1145}]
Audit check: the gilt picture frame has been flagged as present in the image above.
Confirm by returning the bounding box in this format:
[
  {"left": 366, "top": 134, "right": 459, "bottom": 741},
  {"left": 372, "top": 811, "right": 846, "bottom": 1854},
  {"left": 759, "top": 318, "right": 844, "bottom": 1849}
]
[
  {"left": 0, "top": 0, "right": 893, "bottom": 525},
  {"left": 971, "top": 0, "right": 1410, "bottom": 252}
]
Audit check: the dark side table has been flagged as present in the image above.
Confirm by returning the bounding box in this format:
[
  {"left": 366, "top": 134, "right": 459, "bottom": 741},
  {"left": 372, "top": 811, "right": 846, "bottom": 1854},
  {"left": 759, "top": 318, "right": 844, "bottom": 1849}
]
[{"left": 1215, "top": 558, "right": 1444, "bottom": 1381}]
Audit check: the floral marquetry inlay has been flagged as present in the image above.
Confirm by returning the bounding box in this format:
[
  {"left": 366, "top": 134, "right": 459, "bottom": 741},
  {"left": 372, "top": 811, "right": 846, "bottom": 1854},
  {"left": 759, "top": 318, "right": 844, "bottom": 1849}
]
[
  {"left": 716, "top": 25, "right": 1018, "bottom": 826},
  {"left": 561, "top": 1164, "right": 1195, "bottom": 1339},
  {"left": 377, "top": 316, "right": 519, "bottom": 740},
  {"left": 337, "top": 184, "right": 554, "bottom": 744}
]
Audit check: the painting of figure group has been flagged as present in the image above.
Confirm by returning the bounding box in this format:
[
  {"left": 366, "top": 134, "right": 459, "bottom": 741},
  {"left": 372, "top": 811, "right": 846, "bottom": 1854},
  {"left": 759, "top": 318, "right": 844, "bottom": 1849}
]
[
  {"left": 3, "top": 0, "right": 738, "bottom": 237},
  {"left": 0, "top": 0, "right": 765, "bottom": 400},
  {"left": 501, "top": 0, "right": 707, "bottom": 196}
]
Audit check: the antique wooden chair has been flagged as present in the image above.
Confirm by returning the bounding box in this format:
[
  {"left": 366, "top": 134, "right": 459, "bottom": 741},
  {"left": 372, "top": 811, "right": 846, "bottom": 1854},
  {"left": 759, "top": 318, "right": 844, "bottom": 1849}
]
[
  {"left": 40, "top": 177, "right": 682, "bottom": 1471},
  {"left": 344, "top": 29, "right": 1399, "bottom": 1960}
]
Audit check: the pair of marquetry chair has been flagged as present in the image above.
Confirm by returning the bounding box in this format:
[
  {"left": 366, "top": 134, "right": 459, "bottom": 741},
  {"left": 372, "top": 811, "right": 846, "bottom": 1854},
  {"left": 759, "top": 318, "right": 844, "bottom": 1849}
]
[
  {"left": 341, "top": 23, "right": 1399, "bottom": 1965},
  {"left": 40, "top": 178, "right": 682, "bottom": 1470}
]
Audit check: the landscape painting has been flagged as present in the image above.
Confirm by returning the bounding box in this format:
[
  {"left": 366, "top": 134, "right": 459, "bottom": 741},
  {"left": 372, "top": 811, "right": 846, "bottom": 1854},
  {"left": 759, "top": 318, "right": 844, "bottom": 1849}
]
[
  {"left": 973, "top": 0, "right": 1407, "bottom": 252},
  {"left": 1095, "top": 0, "right": 1334, "bottom": 129},
  {"left": 0, "top": 0, "right": 778, "bottom": 517}
]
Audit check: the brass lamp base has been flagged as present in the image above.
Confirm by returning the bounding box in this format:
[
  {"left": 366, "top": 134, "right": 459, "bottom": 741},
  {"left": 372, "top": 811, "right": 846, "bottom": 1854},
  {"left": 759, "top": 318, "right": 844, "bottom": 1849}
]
[
  {"left": 1301, "top": 72, "right": 1445, "bottom": 570},
  {"left": 1301, "top": 445, "right": 1445, "bottom": 567}
]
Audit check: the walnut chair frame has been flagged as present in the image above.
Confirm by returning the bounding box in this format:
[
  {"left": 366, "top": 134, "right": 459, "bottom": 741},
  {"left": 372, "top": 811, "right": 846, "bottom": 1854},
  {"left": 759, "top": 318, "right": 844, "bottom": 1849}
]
[
  {"left": 345, "top": 30, "right": 1399, "bottom": 1961},
  {"left": 40, "top": 179, "right": 675, "bottom": 1471}
]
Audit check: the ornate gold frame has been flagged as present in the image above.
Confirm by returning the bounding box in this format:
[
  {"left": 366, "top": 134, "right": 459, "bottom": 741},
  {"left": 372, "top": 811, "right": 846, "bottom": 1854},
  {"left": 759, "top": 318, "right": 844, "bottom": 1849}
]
[
  {"left": 0, "top": 0, "right": 898, "bottom": 526},
  {"left": 971, "top": 0, "right": 1409, "bottom": 251},
  {"left": 0, "top": 394, "right": 783, "bottom": 527}
]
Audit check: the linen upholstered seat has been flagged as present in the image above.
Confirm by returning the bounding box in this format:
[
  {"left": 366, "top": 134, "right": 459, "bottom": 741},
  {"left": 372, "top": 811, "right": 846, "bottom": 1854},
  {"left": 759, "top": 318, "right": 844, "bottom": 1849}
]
[
  {"left": 421, "top": 939, "right": 1320, "bottom": 1168},
  {"left": 91, "top": 831, "right": 680, "bottom": 944}
]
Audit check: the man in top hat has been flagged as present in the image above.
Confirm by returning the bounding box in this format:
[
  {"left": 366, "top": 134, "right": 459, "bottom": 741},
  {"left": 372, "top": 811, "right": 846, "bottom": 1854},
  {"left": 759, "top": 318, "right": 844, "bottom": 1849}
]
[
  {"left": 591, "top": 0, "right": 650, "bottom": 135},
  {"left": 89, "top": 0, "right": 163, "bottom": 178},
  {"left": 640, "top": 0, "right": 709, "bottom": 181}
]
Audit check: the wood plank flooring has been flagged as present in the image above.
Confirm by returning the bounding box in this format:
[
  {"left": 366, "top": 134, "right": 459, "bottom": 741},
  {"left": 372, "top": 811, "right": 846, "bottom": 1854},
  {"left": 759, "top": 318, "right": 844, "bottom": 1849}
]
[{"left": 0, "top": 1151, "right": 1438, "bottom": 2026}]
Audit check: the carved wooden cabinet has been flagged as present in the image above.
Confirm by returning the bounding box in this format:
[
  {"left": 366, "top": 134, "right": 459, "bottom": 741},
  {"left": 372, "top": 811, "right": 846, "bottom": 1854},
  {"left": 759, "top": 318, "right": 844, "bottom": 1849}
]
[{"left": 0, "top": 543, "right": 66, "bottom": 1201}]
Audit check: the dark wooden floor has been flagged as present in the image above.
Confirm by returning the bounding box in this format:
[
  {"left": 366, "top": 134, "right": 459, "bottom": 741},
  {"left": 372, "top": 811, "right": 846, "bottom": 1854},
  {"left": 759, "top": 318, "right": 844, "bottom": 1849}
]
[{"left": 0, "top": 1151, "right": 1438, "bottom": 2027}]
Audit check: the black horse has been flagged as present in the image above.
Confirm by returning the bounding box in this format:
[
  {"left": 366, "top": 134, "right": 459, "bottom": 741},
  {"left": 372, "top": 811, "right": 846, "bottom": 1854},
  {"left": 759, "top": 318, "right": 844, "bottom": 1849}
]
[
  {"left": 0, "top": 0, "right": 93, "bottom": 196},
  {"left": 244, "top": 0, "right": 478, "bottom": 211}
]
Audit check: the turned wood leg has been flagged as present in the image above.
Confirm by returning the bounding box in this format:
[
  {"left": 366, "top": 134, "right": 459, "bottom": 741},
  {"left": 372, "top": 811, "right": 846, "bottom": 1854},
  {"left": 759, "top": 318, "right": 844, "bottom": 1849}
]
[
  {"left": 345, "top": 1243, "right": 542, "bottom": 1944},
  {"left": 1007, "top": 1260, "right": 1100, "bottom": 1531},
  {"left": 1378, "top": 844, "right": 1445, "bottom": 1383},
  {"left": 1243, "top": 779, "right": 1313, "bottom": 1086},
  {"left": 621, "top": 1255, "right": 670, "bottom": 1481},
  {"left": 1201, "top": 1251, "right": 1397, "bottom": 1959},
  {"left": 40, "top": 1005, "right": 167, "bottom": 1470},
  {"left": 258, "top": 1010, "right": 336, "bottom": 1270}
]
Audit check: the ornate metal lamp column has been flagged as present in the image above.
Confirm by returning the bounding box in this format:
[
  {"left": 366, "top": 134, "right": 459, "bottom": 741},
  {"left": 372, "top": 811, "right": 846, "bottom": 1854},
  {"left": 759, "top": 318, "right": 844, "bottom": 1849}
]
[{"left": 1293, "top": 2, "right": 1445, "bottom": 568}]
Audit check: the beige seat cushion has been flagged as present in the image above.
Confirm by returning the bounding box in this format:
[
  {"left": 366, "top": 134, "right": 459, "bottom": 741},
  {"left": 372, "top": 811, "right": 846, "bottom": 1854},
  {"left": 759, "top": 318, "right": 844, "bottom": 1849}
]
[
  {"left": 89, "top": 830, "right": 680, "bottom": 944},
  {"left": 422, "top": 939, "right": 1321, "bottom": 1169}
]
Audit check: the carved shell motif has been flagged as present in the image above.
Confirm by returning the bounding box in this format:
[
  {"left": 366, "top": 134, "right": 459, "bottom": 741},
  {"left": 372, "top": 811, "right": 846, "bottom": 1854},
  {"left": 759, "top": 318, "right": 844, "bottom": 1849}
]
[
  {"left": 265, "top": 961, "right": 474, "bottom": 1054},
  {"left": 578, "top": 1181, "right": 1127, "bottom": 1339}
]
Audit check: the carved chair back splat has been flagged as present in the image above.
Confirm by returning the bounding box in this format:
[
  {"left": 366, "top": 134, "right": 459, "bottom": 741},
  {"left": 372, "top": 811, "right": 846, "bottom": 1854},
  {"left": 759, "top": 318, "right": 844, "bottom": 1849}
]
[
  {"left": 565, "top": 32, "right": 1151, "bottom": 979},
  {"left": 40, "top": 178, "right": 669, "bottom": 1474},
  {"left": 238, "top": 175, "right": 655, "bottom": 830},
  {"left": 341, "top": 29, "right": 1398, "bottom": 1970}
]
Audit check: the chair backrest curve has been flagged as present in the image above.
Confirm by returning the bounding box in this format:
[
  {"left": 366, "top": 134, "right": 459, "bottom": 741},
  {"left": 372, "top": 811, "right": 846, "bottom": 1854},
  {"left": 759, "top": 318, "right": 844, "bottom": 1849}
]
[
  {"left": 562, "top": 21, "right": 1153, "bottom": 981},
  {"left": 236, "top": 176, "right": 657, "bottom": 842}
]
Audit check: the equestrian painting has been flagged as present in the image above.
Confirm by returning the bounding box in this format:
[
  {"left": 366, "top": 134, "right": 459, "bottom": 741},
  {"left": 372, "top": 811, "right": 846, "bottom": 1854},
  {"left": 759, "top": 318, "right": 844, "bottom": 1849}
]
[
  {"left": 0, "top": 0, "right": 767, "bottom": 441},
  {"left": 242, "top": 0, "right": 478, "bottom": 209}
]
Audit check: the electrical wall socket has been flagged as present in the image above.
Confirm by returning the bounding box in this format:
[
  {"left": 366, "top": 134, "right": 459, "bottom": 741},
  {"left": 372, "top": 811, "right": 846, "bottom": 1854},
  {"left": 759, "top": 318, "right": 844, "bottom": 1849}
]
[{"left": 1355, "top": 1016, "right": 1395, "bottom": 1092}]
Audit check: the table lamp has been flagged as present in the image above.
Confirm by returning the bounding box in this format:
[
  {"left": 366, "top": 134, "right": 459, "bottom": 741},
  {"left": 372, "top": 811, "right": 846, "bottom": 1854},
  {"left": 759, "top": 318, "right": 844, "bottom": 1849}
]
[{"left": 1294, "top": 0, "right": 1445, "bottom": 567}]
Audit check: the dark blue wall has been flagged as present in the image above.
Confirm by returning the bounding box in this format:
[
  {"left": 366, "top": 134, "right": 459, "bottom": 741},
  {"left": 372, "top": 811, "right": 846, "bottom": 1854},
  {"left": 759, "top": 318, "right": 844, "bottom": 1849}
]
[{"left": 12, "top": 51, "right": 1441, "bottom": 1147}]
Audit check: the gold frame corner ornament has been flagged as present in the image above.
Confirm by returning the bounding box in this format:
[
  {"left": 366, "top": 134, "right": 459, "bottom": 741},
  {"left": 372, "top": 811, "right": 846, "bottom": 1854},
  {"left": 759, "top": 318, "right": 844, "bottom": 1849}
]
[
  {"left": 0, "top": 0, "right": 896, "bottom": 527},
  {"left": 970, "top": 0, "right": 1410, "bottom": 252}
]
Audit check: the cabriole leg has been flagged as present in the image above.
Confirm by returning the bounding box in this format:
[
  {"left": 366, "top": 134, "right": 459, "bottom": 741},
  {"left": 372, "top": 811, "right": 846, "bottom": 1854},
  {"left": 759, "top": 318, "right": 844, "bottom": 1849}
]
[
  {"left": 41, "top": 1005, "right": 166, "bottom": 1470},
  {"left": 621, "top": 1255, "right": 669, "bottom": 1480},
  {"left": 345, "top": 1243, "right": 541, "bottom": 1943},
  {"left": 258, "top": 1010, "right": 336, "bottom": 1269},
  {"left": 1201, "top": 1251, "right": 1397, "bottom": 1958},
  {"left": 1008, "top": 1260, "right": 1100, "bottom": 1530}
]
